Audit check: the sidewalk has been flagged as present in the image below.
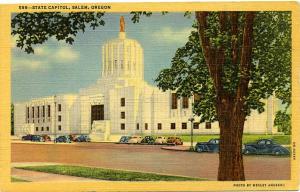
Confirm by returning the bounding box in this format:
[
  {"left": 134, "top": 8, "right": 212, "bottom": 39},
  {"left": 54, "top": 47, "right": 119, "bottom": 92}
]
[{"left": 12, "top": 140, "right": 76, "bottom": 145}]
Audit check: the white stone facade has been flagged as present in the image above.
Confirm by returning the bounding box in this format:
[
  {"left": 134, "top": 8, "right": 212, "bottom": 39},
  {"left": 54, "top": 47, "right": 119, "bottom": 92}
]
[{"left": 14, "top": 18, "right": 279, "bottom": 140}]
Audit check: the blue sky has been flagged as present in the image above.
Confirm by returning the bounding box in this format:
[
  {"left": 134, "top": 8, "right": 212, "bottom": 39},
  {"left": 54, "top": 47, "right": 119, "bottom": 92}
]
[{"left": 12, "top": 12, "right": 194, "bottom": 102}]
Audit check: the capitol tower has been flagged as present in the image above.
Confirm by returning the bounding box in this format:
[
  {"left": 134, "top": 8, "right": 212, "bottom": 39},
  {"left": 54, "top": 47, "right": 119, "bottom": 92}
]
[{"left": 101, "top": 16, "right": 144, "bottom": 80}]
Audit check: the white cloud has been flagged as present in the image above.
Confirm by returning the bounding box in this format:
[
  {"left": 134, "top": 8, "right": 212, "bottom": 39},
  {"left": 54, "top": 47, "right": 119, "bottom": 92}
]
[
  {"left": 12, "top": 44, "right": 79, "bottom": 72},
  {"left": 34, "top": 46, "right": 49, "bottom": 56},
  {"left": 152, "top": 27, "right": 193, "bottom": 44},
  {"left": 12, "top": 59, "right": 48, "bottom": 72},
  {"left": 54, "top": 47, "right": 79, "bottom": 62}
]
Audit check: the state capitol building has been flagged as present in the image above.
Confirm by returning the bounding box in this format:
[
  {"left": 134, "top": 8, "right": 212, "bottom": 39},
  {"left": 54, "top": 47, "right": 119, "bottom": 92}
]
[{"left": 14, "top": 17, "right": 279, "bottom": 141}]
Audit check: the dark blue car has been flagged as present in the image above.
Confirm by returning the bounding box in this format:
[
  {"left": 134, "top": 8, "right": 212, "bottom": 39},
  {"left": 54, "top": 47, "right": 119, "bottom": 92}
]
[
  {"left": 55, "top": 136, "right": 71, "bottom": 143},
  {"left": 243, "top": 139, "right": 290, "bottom": 156},
  {"left": 195, "top": 138, "right": 219, "bottom": 153},
  {"left": 75, "top": 135, "right": 91, "bottom": 142},
  {"left": 31, "top": 135, "right": 45, "bottom": 142}
]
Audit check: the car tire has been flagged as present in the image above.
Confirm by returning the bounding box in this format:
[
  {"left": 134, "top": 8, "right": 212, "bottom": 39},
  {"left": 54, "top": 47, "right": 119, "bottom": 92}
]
[
  {"left": 244, "top": 149, "right": 251, "bottom": 155},
  {"left": 196, "top": 147, "right": 203, "bottom": 153},
  {"left": 273, "top": 149, "right": 283, "bottom": 156}
]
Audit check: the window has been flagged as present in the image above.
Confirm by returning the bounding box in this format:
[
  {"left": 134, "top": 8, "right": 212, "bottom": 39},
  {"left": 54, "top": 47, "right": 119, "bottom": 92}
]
[
  {"left": 182, "top": 97, "right": 189, "bottom": 109},
  {"left": 157, "top": 123, "right": 162, "bottom": 130},
  {"left": 37, "top": 106, "right": 40, "bottom": 118},
  {"left": 121, "top": 123, "right": 125, "bottom": 130},
  {"left": 58, "top": 125, "right": 61, "bottom": 131},
  {"left": 41, "top": 127, "right": 44, "bottom": 131},
  {"left": 205, "top": 122, "right": 211, "bottom": 129},
  {"left": 121, "top": 112, "right": 125, "bottom": 119},
  {"left": 42, "top": 106, "right": 45, "bottom": 117},
  {"left": 35, "top": 127, "right": 38, "bottom": 131},
  {"left": 58, "top": 115, "right": 62, "bottom": 122},
  {"left": 27, "top": 107, "right": 29, "bottom": 118},
  {"left": 47, "top": 105, "right": 51, "bottom": 117},
  {"left": 171, "top": 123, "right": 176, "bottom": 130},
  {"left": 32, "top": 107, "right": 35, "bottom": 118},
  {"left": 182, "top": 122, "right": 187, "bottom": 129},
  {"left": 46, "top": 127, "right": 49, "bottom": 131},
  {"left": 121, "top": 98, "right": 125, "bottom": 107},
  {"left": 193, "top": 122, "right": 200, "bottom": 129},
  {"left": 136, "top": 123, "right": 139, "bottom": 130},
  {"left": 171, "top": 93, "right": 177, "bottom": 109},
  {"left": 145, "top": 123, "right": 148, "bottom": 130},
  {"left": 58, "top": 104, "right": 61, "bottom": 112}
]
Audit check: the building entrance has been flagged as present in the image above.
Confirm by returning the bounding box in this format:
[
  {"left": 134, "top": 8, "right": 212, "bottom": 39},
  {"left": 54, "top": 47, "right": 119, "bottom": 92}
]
[{"left": 91, "top": 105, "right": 104, "bottom": 124}]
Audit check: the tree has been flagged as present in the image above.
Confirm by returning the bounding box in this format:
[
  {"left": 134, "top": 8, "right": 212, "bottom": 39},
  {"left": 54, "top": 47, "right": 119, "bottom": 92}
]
[
  {"left": 156, "top": 12, "right": 291, "bottom": 180},
  {"left": 12, "top": 11, "right": 291, "bottom": 181},
  {"left": 274, "top": 110, "right": 291, "bottom": 135}
]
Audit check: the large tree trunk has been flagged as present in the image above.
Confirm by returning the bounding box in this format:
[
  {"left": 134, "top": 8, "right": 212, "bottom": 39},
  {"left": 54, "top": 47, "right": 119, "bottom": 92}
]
[
  {"left": 195, "top": 11, "right": 255, "bottom": 181},
  {"left": 217, "top": 96, "right": 246, "bottom": 180}
]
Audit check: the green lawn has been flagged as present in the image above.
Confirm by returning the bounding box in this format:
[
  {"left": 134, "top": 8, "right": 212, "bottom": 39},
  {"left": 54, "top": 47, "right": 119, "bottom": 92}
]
[
  {"left": 11, "top": 177, "right": 30, "bottom": 182},
  {"left": 164, "top": 134, "right": 290, "bottom": 145},
  {"left": 16, "top": 165, "right": 205, "bottom": 181}
]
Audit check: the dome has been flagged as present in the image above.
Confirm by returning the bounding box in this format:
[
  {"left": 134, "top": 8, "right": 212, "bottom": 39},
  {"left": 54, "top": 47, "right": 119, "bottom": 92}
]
[{"left": 101, "top": 16, "right": 144, "bottom": 80}]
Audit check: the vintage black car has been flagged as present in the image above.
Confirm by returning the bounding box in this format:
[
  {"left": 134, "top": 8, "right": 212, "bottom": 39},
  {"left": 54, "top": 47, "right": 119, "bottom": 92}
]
[
  {"left": 195, "top": 138, "right": 220, "bottom": 153},
  {"left": 21, "top": 134, "right": 34, "bottom": 141},
  {"left": 141, "top": 136, "right": 155, "bottom": 144},
  {"left": 243, "top": 139, "right": 290, "bottom": 156}
]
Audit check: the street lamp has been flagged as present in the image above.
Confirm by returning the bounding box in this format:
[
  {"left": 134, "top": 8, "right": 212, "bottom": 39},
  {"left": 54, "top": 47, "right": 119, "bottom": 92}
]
[{"left": 188, "top": 117, "right": 195, "bottom": 150}]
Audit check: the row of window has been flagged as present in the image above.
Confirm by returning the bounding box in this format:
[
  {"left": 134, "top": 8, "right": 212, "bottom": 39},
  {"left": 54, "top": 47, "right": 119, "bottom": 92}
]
[
  {"left": 26, "top": 104, "right": 62, "bottom": 119},
  {"left": 120, "top": 122, "right": 212, "bottom": 130},
  {"left": 27, "top": 115, "right": 62, "bottom": 124},
  {"left": 35, "top": 126, "right": 50, "bottom": 132},
  {"left": 35, "top": 125, "right": 62, "bottom": 132},
  {"left": 171, "top": 93, "right": 189, "bottom": 109}
]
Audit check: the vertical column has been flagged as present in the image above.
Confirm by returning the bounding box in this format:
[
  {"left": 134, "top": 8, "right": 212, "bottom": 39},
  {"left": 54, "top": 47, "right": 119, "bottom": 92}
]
[{"left": 110, "top": 43, "right": 114, "bottom": 76}]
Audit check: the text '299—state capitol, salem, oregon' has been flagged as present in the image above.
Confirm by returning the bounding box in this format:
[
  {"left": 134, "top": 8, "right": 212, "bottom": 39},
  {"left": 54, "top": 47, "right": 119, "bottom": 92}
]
[{"left": 14, "top": 17, "right": 280, "bottom": 141}]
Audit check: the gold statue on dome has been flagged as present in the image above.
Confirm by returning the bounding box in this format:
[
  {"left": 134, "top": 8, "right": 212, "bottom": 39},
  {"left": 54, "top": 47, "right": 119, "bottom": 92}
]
[{"left": 120, "top": 16, "right": 125, "bottom": 32}]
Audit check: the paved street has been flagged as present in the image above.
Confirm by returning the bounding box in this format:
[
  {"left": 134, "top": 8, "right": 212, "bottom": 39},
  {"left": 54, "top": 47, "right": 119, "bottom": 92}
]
[{"left": 12, "top": 143, "right": 290, "bottom": 180}]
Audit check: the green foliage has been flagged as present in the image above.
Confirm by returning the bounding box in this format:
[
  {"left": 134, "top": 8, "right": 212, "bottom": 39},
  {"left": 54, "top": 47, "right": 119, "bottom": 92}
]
[
  {"left": 11, "top": 177, "right": 30, "bottom": 182},
  {"left": 17, "top": 165, "right": 204, "bottom": 181},
  {"left": 11, "top": 12, "right": 105, "bottom": 54},
  {"left": 155, "top": 12, "right": 291, "bottom": 123},
  {"left": 274, "top": 111, "right": 291, "bottom": 135}
]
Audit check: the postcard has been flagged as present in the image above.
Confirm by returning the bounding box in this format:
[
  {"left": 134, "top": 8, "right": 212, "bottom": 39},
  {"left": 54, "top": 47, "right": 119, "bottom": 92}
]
[{"left": 0, "top": 2, "right": 299, "bottom": 192}]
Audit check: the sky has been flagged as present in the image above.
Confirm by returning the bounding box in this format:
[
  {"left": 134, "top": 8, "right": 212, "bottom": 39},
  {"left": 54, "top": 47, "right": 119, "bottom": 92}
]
[{"left": 11, "top": 12, "right": 195, "bottom": 102}]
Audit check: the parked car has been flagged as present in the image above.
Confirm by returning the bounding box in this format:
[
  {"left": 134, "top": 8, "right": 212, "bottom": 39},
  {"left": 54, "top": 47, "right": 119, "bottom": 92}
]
[
  {"left": 41, "top": 135, "right": 51, "bottom": 141},
  {"left": 141, "top": 136, "right": 156, "bottom": 144},
  {"left": 55, "top": 136, "right": 71, "bottom": 143},
  {"left": 119, "top": 136, "right": 132, "bottom": 144},
  {"left": 128, "top": 136, "right": 143, "bottom": 144},
  {"left": 243, "top": 139, "right": 290, "bottom": 156},
  {"left": 31, "top": 135, "right": 45, "bottom": 142},
  {"left": 155, "top": 136, "right": 167, "bottom": 144},
  {"left": 195, "top": 138, "right": 219, "bottom": 153},
  {"left": 75, "top": 135, "right": 91, "bottom": 142},
  {"left": 69, "top": 134, "right": 77, "bottom": 142},
  {"left": 21, "top": 134, "right": 33, "bottom": 141},
  {"left": 167, "top": 137, "right": 183, "bottom": 145}
]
